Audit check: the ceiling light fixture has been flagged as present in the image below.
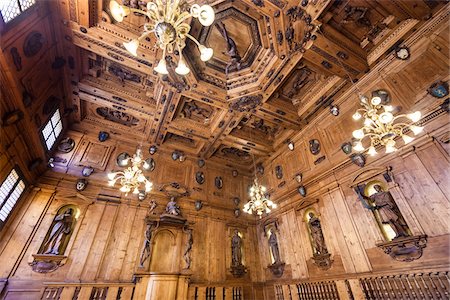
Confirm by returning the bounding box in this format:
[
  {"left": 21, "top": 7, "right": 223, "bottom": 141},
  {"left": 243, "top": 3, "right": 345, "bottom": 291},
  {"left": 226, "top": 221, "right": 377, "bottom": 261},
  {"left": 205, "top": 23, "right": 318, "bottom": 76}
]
[
  {"left": 352, "top": 90, "right": 423, "bottom": 156},
  {"left": 243, "top": 151, "right": 277, "bottom": 217},
  {"left": 109, "top": 0, "right": 215, "bottom": 75},
  {"left": 107, "top": 147, "right": 153, "bottom": 195}
]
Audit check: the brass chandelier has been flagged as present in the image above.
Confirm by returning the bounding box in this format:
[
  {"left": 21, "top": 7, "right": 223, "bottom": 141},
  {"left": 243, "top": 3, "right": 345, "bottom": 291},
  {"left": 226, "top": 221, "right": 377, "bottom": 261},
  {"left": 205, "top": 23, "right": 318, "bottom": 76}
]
[
  {"left": 243, "top": 178, "right": 277, "bottom": 217},
  {"left": 107, "top": 147, "right": 153, "bottom": 195},
  {"left": 109, "top": 0, "right": 215, "bottom": 75},
  {"left": 352, "top": 90, "right": 423, "bottom": 155}
]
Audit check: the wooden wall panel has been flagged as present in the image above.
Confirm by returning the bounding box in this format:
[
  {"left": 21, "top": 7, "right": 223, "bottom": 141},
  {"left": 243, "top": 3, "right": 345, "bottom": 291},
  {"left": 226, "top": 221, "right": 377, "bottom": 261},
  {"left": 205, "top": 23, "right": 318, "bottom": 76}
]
[{"left": 395, "top": 153, "right": 450, "bottom": 236}]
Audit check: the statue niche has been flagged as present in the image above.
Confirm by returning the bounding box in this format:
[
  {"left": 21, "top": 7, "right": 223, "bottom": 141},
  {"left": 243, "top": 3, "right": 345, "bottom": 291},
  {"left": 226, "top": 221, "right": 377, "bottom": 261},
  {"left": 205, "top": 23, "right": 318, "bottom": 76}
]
[
  {"left": 266, "top": 227, "right": 285, "bottom": 277},
  {"left": 306, "top": 211, "right": 332, "bottom": 270},
  {"left": 355, "top": 179, "right": 427, "bottom": 262},
  {"left": 230, "top": 229, "right": 246, "bottom": 277},
  {"left": 30, "top": 205, "right": 78, "bottom": 273}
]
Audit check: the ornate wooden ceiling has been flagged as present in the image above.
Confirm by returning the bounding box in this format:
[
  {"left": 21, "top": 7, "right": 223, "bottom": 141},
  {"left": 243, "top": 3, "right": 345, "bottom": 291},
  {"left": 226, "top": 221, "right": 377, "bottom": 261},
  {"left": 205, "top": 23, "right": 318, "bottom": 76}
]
[{"left": 53, "top": 0, "right": 444, "bottom": 170}]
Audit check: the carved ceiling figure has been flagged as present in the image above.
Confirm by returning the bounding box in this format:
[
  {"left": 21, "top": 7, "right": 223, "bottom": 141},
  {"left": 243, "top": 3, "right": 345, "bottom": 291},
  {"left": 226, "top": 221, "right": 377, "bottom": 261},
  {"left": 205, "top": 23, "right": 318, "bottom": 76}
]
[
  {"left": 361, "top": 185, "right": 410, "bottom": 239},
  {"left": 180, "top": 101, "right": 212, "bottom": 123},
  {"left": 268, "top": 230, "right": 281, "bottom": 264},
  {"left": 231, "top": 230, "right": 243, "bottom": 267},
  {"left": 165, "top": 196, "right": 181, "bottom": 216},
  {"left": 108, "top": 64, "right": 141, "bottom": 83},
  {"left": 215, "top": 21, "right": 242, "bottom": 75},
  {"left": 139, "top": 223, "right": 155, "bottom": 267},
  {"left": 96, "top": 107, "right": 139, "bottom": 127},
  {"left": 41, "top": 208, "right": 75, "bottom": 255},
  {"left": 341, "top": 5, "right": 371, "bottom": 28},
  {"left": 287, "top": 66, "right": 312, "bottom": 98},
  {"left": 308, "top": 212, "right": 328, "bottom": 255}
]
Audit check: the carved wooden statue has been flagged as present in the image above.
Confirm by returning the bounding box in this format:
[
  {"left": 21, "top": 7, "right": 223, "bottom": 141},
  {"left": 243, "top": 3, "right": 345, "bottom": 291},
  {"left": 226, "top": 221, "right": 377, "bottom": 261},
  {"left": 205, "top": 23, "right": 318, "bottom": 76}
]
[
  {"left": 165, "top": 196, "right": 181, "bottom": 216},
  {"left": 183, "top": 228, "right": 193, "bottom": 269},
  {"left": 139, "top": 223, "right": 155, "bottom": 267},
  {"left": 361, "top": 184, "right": 409, "bottom": 239},
  {"left": 308, "top": 212, "right": 328, "bottom": 255},
  {"left": 231, "top": 230, "right": 243, "bottom": 267},
  {"left": 268, "top": 231, "right": 281, "bottom": 264},
  {"left": 215, "top": 21, "right": 241, "bottom": 75},
  {"left": 40, "top": 208, "right": 75, "bottom": 255}
]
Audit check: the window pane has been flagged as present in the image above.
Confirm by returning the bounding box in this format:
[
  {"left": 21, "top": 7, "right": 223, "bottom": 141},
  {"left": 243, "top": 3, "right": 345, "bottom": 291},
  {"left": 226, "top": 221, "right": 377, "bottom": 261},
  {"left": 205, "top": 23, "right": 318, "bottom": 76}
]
[
  {"left": 41, "top": 109, "right": 63, "bottom": 151},
  {"left": 0, "top": 175, "right": 25, "bottom": 221},
  {"left": 0, "top": 169, "right": 18, "bottom": 206},
  {"left": 0, "top": 0, "right": 21, "bottom": 23},
  {"left": 19, "top": 0, "right": 35, "bottom": 11},
  {"left": 46, "top": 134, "right": 56, "bottom": 150},
  {"left": 42, "top": 121, "right": 53, "bottom": 140}
]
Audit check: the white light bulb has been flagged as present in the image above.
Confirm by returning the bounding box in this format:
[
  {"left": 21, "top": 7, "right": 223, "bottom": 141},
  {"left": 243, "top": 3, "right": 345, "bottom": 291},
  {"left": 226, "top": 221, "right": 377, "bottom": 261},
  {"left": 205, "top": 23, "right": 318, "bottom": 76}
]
[
  {"left": 124, "top": 172, "right": 133, "bottom": 179},
  {"left": 410, "top": 125, "right": 424, "bottom": 135},
  {"left": 138, "top": 174, "right": 145, "bottom": 182},
  {"left": 154, "top": 59, "right": 168, "bottom": 74},
  {"left": 354, "top": 142, "right": 365, "bottom": 152},
  {"left": 143, "top": 162, "right": 150, "bottom": 169},
  {"left": 352, "top": 112, "right": 361, "bottom": 120},
  {"left": 175, "top": 57, "right": 190, "bottom": 75},
  {"left": 371, "top": 96, "right": 381, "bottom": 105},
  {"left": 120, "top": 186, "right": 127, "bottom": 192},
  {"left": 352, "top": 129, "right": 365, "bottom": 139},
  {"left": 368, "top": 146, "right": 377, "bottom": 156},
  {"left": 199, "top": 45, "right": 214, "bottom": 61},
  {"left": 407, "top": 111, "right": 421, "bottom": 122},
  {"left": 123, "top": 39, "right": 139, "bottom": 56},
  {"left": 272, "top": 203, "right": 277, "bottom": 209},
  {"left": 384, "top": 105, "right": 394, "bottom": 112},
  {"left": 364, "top": 118, "right": 373, "bottom": 127},
  {"left": 198, "top": 5, "right": 215, "bottom": 26},
  {"left": 379, "top": 112, "right": 394, "bottom": 124},
  {"left": 108, "top": 180, "right": 115, "bottom": 186},
  {"left": 133, "top": 188, "right": 139, "bottom": 194},
  {"left": 385, "top": 145, "right": 397, "bottom": 154},
  {"left": 109, "top": 0, "right": 130, "bottom": 22},
  {"left": 107, "top": 173, "right": 116, "bottom": 180},
  {"left": 267, "top": 200, "right": 273, "bottom": 206},
  {"left": 402, "top": 134, "right": 414, "bottom": 144}
]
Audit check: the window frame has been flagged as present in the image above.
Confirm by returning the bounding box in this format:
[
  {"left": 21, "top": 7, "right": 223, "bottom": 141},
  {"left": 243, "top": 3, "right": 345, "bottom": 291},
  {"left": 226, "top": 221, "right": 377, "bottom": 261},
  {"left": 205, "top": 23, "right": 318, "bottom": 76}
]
[
  {"left": 40, "top": 108, "right": 64, "bottom": 152},
  {"left": 0, "top": 166, "right": 27, "bottom": 229}
]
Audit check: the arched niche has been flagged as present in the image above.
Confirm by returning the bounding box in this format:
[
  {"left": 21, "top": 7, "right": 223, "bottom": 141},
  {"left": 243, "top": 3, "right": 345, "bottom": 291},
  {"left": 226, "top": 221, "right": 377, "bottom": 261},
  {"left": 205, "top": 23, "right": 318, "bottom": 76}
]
[
  {"left": 38, "top": 204, "right": 80, "bottom": 255},
  {"left": 30, "top": 204, "right": 80, "bottom": 273},
  {"left": 149, "top": 229, "right": 177, "bottom": 273}
]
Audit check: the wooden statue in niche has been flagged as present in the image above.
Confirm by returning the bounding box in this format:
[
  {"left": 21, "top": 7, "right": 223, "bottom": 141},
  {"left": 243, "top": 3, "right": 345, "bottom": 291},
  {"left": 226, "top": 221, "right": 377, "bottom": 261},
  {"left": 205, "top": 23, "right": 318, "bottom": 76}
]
[
  {"left": 30, "top": 205, "right": 78, "bottom": 273},
  {"left": 264, "top": 221, "right": 285, "bottom": 277},
  {"left": 357, "top": 183, "right": 410, "bottom": 240},
  {"left": 306, "top": 211, "right": 332, "bottom": 270},
  {"left": 230, "top": 229, "right": 246, "bottom": 277},
  {"left": 352, "top": 167, "right": 427, "bottom": 262}
]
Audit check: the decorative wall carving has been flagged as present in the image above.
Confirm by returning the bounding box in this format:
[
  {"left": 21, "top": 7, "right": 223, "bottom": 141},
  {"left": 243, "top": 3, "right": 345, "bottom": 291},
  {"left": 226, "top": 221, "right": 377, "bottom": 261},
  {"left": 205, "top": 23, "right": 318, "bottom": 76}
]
[
  {"left": 23, "top": 31, "right": 44, "bottom": 57},
  {"left": 108, "top": 64, "right": 141, "bottom": 83}
]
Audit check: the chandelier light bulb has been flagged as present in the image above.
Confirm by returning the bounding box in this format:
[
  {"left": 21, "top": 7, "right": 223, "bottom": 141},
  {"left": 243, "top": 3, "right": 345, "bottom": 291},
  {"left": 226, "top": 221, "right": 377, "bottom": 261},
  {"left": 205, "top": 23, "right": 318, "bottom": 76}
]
[
  {"left": 199, "top": 45, "right": 214, "bottom": 61},
  {"left": 198, "top": 5, "right": 215, "bottom": 26},
  {"left": 364, "top": 118, "right": 374, "bottom": 127},
  {"left": 120, "top": 186, "right": 128, "bottom": 193},
  {"left": 353, "top": 141, "right": 365, "bottom": 152},
  {"left": 175, "top": 57, "right": 191, "bottom": 75},
  {"left": 108, "top": 180, "right": 115, "bottom": 186},
  {"left": 385, "top": 144, "right": 397, "bottom": 154},
  {"left": 371, "top": 96, "right": 382, "bottom": 105},
  {"left": 143, "top": 162, "right": 150, "bottom": 169},
  {"left": 410, "top": 125, "right": 424, "bottom": 135},
  {"left": 133, "top": 188, "right": 139, "bottom": 194},
  {"left": 109, "top": 0, "right": 130, "bottom": 22},
  {"left": 352, "top": 129, "right": 365, "bottom": 139},
  {"left": 123, "top": 39, "right": 139, "bottom": 56},
  {"left": 407, "top": 111, "right": 422, "bottom": 122},
  {"left": 138, "top": 174, "right": 146, "bottom": 182},
  {"left": 125, "top": 172, "right": 133, "bottom": 180},
  {"left": 154, "top": 59, "right": 169, "bottom": 75},
  {"left": 402, "top": 134, "right": 414, "bottom": 144},
  {"left": 379, "top": 112, "right": 394, "bottom": 124},
  {"left": 107, "top": 173, "right": 116, "bottom": 180},
  {"left": 384, "top": 105, "right": 394, "bottom": 112},
  {"left": 352, "top": 112, "right": 362, "bottom": 120},
  {"left": 368, "top": 146, "right": 377, "bottom": 156}
]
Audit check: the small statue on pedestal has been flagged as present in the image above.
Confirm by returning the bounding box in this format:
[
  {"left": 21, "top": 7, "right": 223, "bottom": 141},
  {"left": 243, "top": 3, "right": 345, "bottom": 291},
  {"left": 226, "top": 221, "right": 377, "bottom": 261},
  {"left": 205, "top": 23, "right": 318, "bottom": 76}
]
[{"left": 165, "top": 196, "right": 181, "bottom": 216}]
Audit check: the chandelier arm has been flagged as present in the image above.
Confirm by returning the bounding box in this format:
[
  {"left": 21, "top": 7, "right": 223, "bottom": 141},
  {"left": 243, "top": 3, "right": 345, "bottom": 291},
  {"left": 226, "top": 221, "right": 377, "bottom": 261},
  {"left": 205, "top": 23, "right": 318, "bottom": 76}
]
[
  {"left": 184, "top": 33, "right": 201, "bottom": 47},
  {"left": 174, "top": 12, "right": 193, "bottom": 27}
]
